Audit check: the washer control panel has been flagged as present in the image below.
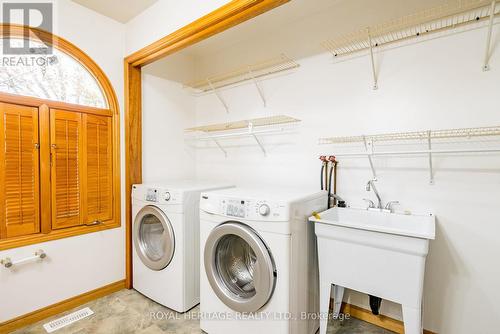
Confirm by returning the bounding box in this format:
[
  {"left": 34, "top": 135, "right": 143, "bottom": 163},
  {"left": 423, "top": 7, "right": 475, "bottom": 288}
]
[
  {"left": 145, "top": 189, "right": 158, "bottom": 202},
  {"left": 219, "top": 198, "right": 288, "bottom": 221},
  {"left": 143, "top": 188, "right": 181, "bottom": 204}
]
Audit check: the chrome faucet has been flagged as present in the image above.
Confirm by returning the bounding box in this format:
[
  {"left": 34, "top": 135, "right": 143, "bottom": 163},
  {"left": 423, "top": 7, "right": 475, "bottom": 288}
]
[{"left": 365, "top": 180, "right": 383, "bottom": 209}]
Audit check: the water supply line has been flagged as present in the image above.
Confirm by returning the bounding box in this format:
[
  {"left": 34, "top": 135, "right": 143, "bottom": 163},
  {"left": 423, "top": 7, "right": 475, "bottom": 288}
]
[
  {"left": 319, "top": 156, "right": 342, "bottom": 208},
  {"left": 319, "top": 156, "right": 328, "bottom": 190},
  {"left": 327, "top": 156, "right": 337, "bottom": 208}
]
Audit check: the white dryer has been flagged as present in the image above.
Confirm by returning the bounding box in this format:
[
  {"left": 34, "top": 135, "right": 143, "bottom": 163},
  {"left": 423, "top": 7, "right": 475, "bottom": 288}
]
[
  {"left": 132, "top": 181, "right": 233, "bottom": 313},
  {"left": 199, "top": 187, "right": 327, "bottom": 334}
]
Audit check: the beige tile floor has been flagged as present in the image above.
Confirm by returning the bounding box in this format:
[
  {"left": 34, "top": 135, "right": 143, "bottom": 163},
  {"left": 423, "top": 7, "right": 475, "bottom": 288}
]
[{"left": 12, "top": 289, "right": 394, "bottom": 334}]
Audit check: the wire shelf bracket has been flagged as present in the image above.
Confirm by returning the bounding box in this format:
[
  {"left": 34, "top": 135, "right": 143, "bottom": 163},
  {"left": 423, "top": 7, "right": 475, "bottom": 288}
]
[
  {"left": 212, "top": 138, "right": 228, "bottom": 157},
  {"left": 248, "top": 67, "right": 267, "bottom": 107},
  {"left": 483, "top": 0, "right": 497, "bottom": 71},
  {"left": 368, "top": 29, "right": 379, "bottom": 90},
  {"left": 207, "top": 79, "right": 229, "bottom": 113},
  {"left": 427, "top": 130, "right": 434, "bottom": 184},
  {"left": 363, "top": 136, "right": 378, "bottom": 180}
]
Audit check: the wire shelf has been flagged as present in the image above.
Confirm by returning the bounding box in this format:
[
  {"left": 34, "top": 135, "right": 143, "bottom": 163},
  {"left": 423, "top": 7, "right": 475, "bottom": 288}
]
[
  {"left": 319, "top": 125, "right": 500, "bottom": 184},
  {"left": 183, "top": 54, "right": 300, "bottom": 93},
  {"left": 185, "top": 115, "right": 301, "bottom": 157},
  {"left": 186, "top": 115, "right": 300, "bottom": 133},
  {"left": 319, "top": 125, "right": 500, "bottom": 144},
  {"left": 322, "top": 0, "right": 499, "bottom": 57}
]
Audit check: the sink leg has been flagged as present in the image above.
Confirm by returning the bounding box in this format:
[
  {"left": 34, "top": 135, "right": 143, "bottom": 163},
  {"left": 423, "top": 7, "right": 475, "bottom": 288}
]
[
  {"left": 402, "top": 305, "right": 423, "bottom": 334},
  {"left": 319, "top": 281, "right": 331, "bottom": 334},
  {"left": 332, "top": 285, "right": 345, "bottom": 318}
]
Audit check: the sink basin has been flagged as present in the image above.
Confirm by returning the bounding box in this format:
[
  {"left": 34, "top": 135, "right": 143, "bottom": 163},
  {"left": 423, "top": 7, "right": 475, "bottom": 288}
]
[
  {"left": 310, "top": 207, "right": 436, "bottom": 334},
  {"left": 311, "top": 207, "right": 435, "bottom": 240}
]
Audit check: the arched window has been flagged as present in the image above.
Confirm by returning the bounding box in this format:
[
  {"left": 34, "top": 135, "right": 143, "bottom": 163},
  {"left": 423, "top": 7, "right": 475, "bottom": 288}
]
[
  {"left": 0, "top": 25, "right": 120, "bottom": 250},
  {"left": 0, "top": 38, "right": 107, "bottom": 108}
]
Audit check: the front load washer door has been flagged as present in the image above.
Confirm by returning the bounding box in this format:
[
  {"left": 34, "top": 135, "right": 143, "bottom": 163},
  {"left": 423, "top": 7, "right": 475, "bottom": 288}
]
[
  {"left": 134, "top": 206, "right": 175, "bottom": 271},
  {"left": 204, "top": 222, "right": 276, "bottom": 313}
]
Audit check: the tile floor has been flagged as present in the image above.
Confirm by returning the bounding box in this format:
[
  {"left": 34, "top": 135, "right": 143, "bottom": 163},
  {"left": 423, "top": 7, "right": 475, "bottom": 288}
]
[{"left": 13, "top": 289, "right": 394, "bottom": 334}]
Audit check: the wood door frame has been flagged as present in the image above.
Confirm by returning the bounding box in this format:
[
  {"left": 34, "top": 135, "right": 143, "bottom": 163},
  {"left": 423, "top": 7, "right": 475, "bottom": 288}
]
[{"left": 123, "top": 0, "right": 290, "bottom": 288}]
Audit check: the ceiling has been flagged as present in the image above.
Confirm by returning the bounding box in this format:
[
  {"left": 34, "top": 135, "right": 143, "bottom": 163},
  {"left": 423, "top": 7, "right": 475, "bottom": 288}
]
[
  {"left": 144, "top": 0, "right": 451, "bottom": 83},
  {"left": 72, "top": 0, "right": 158, "bottom": 23},
  {"left": 182, "top": 0, "right": 450, "bottom": 58}
]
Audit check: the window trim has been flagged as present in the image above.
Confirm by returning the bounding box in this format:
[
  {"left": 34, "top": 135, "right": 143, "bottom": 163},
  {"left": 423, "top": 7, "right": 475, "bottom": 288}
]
[{"left": 0, "top": 24, "right": 120, "bottom": 251}]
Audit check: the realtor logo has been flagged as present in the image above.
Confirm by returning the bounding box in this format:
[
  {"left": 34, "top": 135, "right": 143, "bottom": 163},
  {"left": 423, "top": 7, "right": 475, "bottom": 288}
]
[{"left": 2, "top": 2, "right": 53, "bottom": 55}]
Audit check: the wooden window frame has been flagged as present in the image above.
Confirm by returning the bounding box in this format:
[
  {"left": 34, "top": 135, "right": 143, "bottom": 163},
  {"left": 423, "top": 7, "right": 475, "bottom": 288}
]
[{"left": 0, "top": 24, "right": 120, "bottom": 251}]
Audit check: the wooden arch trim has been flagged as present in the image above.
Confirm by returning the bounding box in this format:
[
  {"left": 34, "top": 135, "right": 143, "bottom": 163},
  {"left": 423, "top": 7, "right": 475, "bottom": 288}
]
[{"left": 124, "top": 0, "right": 289, "bottom": 288}]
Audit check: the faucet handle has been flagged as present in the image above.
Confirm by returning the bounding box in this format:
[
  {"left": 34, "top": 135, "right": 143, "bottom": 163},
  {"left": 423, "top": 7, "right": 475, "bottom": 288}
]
[
  {"left": 363, "top": 198, "right": 376, "bottom": 209},
  {"left": 385, "top": 201, "right": 400, "bottom": 212}
]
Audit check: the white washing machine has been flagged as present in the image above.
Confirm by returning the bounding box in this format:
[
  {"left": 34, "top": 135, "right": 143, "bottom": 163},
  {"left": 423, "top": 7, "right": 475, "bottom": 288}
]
[
  {"left": 199, "top": 187, "right": 327, "bottom": 334},
  {"left": 132, "top": 181, "right": 233, "bottom": 313}
]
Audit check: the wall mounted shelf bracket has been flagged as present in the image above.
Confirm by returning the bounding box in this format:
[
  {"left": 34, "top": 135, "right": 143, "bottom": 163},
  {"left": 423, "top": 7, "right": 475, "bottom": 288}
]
[
  {"left": 427, "top": 130, "right": 434, "bottom": 184},
  {"left": 212, "top": 138, "right": 228, "bottom": 157},
  {"left": 249, "top": 123, "right": 267, "bottom": 156},
  {"left": 368, "top": 29, "right": 379, "bottom": 90},
  {"left": 207, "top": 79, "right": 229, "bottom": 113},
  {"left": 363, "top": 136, "right": 378, "bottom": 180},
  {"left": 248, "top": 68, "right": 267, "bottom": 107},
  {"left": 483, "top": 0, "right": 497, "bottom": 71}
]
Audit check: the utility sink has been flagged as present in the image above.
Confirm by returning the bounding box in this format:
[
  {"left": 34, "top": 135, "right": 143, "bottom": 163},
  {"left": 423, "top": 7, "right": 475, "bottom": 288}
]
[
  {"left": 313, "top": 207, "right": 435, "bottom": 240},
  {"left": 310, "top": 207, "right": 436, "bottom": 334}
]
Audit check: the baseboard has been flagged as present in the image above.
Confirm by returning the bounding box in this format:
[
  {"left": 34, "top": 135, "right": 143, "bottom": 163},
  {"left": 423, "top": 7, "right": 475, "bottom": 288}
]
[
  {"left": 0, "top": 279, "right": 126, "bottom": 333},
  {"left": 337, "top": 300, "right": 436, "bottom": 334}
]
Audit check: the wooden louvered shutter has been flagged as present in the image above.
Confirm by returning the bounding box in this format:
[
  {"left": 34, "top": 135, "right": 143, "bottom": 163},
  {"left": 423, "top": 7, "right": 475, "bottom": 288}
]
[
  {"left": 50, "top": 109, "right": 84, "bottom": 229},
  {"left": 0, "top": 102, "right": 40, "bottom": 239},
  {"left": 83, "top": 114, "right": 113, "bottom": 224}
]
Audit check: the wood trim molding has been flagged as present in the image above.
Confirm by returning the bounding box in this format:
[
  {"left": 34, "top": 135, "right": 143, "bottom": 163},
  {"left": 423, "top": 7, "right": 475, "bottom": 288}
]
[
  {"left": 125, "top": 0, "right": 290, "bottom": 67},
  {"left": 124, "top": 62, "right": 142, "bottom": 289},
  {"left": 0, "top": 280, "right": 126, "bottom": 333},
  {"left": 124, "top": 0, "right": 290, "bottom": 289},
  {"left": 0, "top": 220, "right": 121, "bottom": 251},
  {"left": 339, "top": 302, "right": 437, "bottom": 334}
]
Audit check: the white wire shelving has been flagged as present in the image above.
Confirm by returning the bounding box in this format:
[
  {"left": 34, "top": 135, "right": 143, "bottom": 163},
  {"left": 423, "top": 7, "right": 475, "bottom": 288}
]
[
  {"left": 322, "top": 0, "right": 500, "bottom": 89},
  {"left": 185, "top": 115, "right": 301, "bottom": 157},
  {"left": 319, "top": 125, "right": 500, "bottom": 184},
  {"left": 183, "top": 55, "right": 300, "bottom": 112}
]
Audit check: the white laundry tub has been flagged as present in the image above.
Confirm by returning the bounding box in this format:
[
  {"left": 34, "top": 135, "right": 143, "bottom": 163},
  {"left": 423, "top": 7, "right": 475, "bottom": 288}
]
[{"left": 310, "top": 207, "right": 435, "bottom": 334}]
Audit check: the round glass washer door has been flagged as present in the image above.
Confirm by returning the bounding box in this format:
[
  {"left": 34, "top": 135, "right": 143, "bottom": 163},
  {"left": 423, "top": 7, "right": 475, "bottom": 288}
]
[
  {"left": 204, "top": 222, "right": 276, "bottom": 312},
  {"left": 134, "top": 206, "right": 175, "bottom": 271}
]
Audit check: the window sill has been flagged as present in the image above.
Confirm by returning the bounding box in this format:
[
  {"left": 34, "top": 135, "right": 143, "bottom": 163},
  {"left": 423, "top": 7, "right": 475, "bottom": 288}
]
[{"left": 0, "top": 221, "right": 121, "bottom": 251}]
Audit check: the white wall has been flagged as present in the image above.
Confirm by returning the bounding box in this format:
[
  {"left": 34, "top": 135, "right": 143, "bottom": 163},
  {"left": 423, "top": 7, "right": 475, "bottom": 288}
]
[
  {"left": 141, "top": 71, "right": 197, "bottom": 182},
  {"left": 0, "top": 0, "right": 126, "bottom": 322},
  {"left": 125, "top": 0, "right": 231, "bottom": 54},
  {"left": 189, "top": 25, "right": 500, "bottom": 334}
]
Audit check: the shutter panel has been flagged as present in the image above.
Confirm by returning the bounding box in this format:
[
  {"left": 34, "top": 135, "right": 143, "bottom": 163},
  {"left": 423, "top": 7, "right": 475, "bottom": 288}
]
[
  {"left": 50, "top": 109, "right": 83, "bottom": 229},
  {"left": 0, "top": 102, "right": 40, "bottom": 239},
  {"left": 83, "top": 114, "right": 113, "bottom": 224}
]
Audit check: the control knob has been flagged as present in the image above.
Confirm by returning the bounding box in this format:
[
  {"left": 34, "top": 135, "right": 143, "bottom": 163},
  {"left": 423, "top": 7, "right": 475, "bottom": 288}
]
[
  {"left": 164, "top": 192, "right": 171, "bottom": 201},
  {"left": 258, "top": 204, "right": 270, "bottom": 216}
]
